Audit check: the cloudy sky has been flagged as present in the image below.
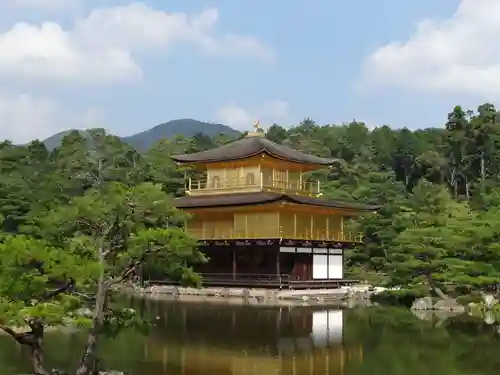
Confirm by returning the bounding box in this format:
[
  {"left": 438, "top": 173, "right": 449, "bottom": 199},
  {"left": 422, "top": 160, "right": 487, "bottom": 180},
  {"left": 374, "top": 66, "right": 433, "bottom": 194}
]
[{"left": 0, "top": 0, "right": 497, "bottom": 143}]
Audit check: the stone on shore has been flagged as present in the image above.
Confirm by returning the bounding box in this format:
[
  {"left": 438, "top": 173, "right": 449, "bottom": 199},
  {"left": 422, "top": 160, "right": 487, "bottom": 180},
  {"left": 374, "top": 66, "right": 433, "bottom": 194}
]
[
  {"left": 411, "top": 297, "right": 433, "bottom": 310},
  {"left": 433, "top": 298, "right": 465, "bottom": 312}
]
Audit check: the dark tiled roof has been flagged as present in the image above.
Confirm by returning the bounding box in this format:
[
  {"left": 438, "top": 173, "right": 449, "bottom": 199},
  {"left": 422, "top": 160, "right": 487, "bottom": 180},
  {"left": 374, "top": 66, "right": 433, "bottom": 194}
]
[
  {"left": 171, "top": 136, "right": 337, "bottom": 165},
  {"left": 174, "top": 192, "right": 379, "bottom": 212}
]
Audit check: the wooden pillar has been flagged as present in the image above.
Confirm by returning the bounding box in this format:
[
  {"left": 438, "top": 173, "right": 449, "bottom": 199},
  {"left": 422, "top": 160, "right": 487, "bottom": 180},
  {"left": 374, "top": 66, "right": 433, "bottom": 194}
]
[
  {"left": 326, "top": 216, "right": 330, "bottom": 240},
  {"left": 232, "top": 247, "right": 237, "bottom": 280},
  {"left": 293, "top": 214, "right": 297, "bottom": 238},
  {"left": 276, "top": 247, "right": 281, "bottom": 282},
  {"left": 232, "top": 309, "right": 236, "bottom": 333},
  {"left": 310, "top": 214, "right": 314, "bottom": 239}
]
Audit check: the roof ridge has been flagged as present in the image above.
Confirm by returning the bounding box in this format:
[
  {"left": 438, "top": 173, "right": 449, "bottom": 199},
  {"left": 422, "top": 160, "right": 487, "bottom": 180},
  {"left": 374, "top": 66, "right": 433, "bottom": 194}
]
[{"left": 171, "top": 136, "right": 336, "bottom": 165}]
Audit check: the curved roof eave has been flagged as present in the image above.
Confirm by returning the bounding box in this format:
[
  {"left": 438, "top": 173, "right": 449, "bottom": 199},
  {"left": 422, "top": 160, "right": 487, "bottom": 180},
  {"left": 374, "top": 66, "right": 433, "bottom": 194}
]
[
  {"left": 170, "top": 136, "right": 337, "bottom": 166},
  {"left": 174, "top": 192, "right": 380, "bottom": 212}
]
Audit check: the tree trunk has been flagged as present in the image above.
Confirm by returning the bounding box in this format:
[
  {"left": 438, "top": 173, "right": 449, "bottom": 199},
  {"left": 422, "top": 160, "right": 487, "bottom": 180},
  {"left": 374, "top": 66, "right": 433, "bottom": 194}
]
[
  {"left": 75, "top": 245, "right": 107, "bottom": 375},
  {"left": 0, "top": 320, "right": 49, "bottom": 375},
  {"left": 447, "top": 167, "right": 457, "bottom": 197},
  {"left": 75, "top": 285, "right": 106, "bottom": 375},
  {"left": 465, "top": 176, "right": 470, "bottom": 200},
  {"left": 75, "top": 329, "right": 99, "bottom": 375},
  {"left": 480, "top": 152, "right": 485, "bottom": 180},
  {"left": 31, "top": 342, "right": 50, "bottom": 375}
]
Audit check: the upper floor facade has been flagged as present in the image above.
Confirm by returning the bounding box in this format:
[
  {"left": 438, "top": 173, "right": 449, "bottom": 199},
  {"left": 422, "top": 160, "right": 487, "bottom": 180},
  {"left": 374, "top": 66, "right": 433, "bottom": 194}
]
[
  {"left": 186, "top": 159, "right": 321, "bottom": 196},
  {"left": 172, "top": 130, "right": 336, "bottom": 198}
]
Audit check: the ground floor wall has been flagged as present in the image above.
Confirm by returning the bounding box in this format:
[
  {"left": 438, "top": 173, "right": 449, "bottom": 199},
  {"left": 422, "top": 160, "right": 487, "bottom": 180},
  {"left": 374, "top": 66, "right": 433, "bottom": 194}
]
[
  {"left": 280, "top": 247, "right": 344, "bottom": 280},
  {"left": 194, "top": 245, "right": 344, "bottom": 281}
]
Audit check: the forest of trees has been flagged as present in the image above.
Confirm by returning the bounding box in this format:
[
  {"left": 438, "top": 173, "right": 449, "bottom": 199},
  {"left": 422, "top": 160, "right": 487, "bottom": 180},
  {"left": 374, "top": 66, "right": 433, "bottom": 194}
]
[{"left": 2, "top": 102, "right": 500, "bottom": 373}]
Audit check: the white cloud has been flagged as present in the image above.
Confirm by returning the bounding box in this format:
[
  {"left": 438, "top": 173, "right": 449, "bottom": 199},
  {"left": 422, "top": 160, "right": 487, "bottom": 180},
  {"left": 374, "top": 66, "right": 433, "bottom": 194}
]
[
  {"left": 3, "top": 0, "right": 79, "bottom": 9},
  {"left": 0, "top": 3, "right": 275, "bottom": 84},
  {"left": 361, "top": 0, "right": 500, "bottom": 96},
  {"left": 0, "top": 94, "right": 103, "bottom": 143},
  {"left": 215, "top": 100, "right": 290, "bottom": 130}
]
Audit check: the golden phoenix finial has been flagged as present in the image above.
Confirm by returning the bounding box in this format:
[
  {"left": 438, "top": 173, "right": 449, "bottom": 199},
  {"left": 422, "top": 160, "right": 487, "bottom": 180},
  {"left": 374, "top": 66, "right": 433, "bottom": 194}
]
[{"left": 253, "top": 119, "right": 261, "bottom": 131}]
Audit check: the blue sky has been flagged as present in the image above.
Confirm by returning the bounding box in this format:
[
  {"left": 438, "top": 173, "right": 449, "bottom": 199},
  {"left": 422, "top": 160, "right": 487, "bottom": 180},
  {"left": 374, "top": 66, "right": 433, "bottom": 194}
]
[{"left": 0, "top": 0, "right": 497, "bottom": 142}]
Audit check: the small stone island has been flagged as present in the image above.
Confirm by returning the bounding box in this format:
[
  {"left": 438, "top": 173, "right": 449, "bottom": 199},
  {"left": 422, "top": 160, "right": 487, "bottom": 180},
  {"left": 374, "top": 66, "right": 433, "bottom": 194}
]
[{"left": 170, "top": 121, "right": 378, "bottom": 289}]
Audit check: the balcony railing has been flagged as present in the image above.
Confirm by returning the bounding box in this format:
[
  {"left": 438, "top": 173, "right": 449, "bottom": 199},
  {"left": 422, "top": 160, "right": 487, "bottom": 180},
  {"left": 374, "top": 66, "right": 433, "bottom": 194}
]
[
  {"left": 186, "top": 175, "right": 320, "bottom": 196},
  {"left": 187, "top": 228, "right": 364, "bottom": 243}
]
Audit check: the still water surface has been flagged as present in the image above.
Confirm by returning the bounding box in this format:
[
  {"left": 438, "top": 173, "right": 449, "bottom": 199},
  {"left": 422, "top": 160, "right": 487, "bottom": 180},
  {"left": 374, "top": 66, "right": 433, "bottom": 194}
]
[{"left": 1, "top": 298, "right": 500, "bottom": 375}]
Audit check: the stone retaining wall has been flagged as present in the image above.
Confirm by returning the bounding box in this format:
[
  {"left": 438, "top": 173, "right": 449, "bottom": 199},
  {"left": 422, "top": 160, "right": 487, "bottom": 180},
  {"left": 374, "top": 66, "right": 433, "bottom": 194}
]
[{"left": 123, "top": 284, "right": 383, "bottom": 307}]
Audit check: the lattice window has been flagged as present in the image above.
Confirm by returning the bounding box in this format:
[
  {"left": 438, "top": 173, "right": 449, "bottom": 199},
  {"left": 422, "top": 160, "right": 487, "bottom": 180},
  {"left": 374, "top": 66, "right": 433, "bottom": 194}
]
[
  {"left": 245, "top": 172, "right": 256, "bottom": 185},
  {"left": 211, "top": 175, "right": 221, "bottom": 188}
]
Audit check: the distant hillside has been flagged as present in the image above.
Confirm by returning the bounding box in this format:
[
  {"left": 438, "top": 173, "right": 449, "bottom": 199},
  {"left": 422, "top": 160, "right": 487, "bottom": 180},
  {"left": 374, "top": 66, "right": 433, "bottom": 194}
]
[
  {"left": 42, "top": 119, "right": 240, "bottom": 150},
  {"left": 122, "top": 119, "right": 239, "bottom": 150}
]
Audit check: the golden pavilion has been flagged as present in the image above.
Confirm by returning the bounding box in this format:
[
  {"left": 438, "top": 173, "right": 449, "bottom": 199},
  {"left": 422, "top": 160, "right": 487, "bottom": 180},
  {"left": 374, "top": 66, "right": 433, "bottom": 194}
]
[{"left": 171, "top": 121, "right": 377, "bottom": 288}]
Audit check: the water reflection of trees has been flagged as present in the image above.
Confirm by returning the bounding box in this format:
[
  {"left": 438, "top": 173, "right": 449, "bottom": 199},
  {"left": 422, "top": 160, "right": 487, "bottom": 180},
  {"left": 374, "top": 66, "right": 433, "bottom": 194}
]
[
  {"left": 3, "top": 301, "right": 500, "bottom": 375},
  {"left": 344, "top": 307, "right": 500, "bottom": 375}
]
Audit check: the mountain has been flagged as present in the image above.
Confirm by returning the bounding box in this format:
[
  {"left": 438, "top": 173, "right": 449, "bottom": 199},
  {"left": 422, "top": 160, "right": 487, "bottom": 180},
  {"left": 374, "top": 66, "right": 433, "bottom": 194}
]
[
  {"left": 122, "top": 119, "right": 239, "bottom": 150},
  {"left": 42, "top": 119, "right": 240, "bottom": 150}
]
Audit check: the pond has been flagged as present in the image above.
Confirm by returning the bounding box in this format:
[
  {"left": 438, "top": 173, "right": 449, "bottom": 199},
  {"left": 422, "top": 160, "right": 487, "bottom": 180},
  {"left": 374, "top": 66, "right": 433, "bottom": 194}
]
[{"left": 1, "top": 298, "right": 500, "bottom": 375}]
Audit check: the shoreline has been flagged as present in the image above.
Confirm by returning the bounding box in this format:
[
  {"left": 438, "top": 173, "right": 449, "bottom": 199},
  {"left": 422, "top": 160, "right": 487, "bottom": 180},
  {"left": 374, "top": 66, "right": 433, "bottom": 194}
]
[{"left": 123, "top": 283, "right": 385, "bottom": 307}]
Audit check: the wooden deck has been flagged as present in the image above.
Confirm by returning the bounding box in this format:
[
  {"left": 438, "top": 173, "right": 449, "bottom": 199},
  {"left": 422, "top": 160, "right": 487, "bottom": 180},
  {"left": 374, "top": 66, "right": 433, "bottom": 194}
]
[{"left": 151, "top": 273, "right": 358, "bottom": 290}]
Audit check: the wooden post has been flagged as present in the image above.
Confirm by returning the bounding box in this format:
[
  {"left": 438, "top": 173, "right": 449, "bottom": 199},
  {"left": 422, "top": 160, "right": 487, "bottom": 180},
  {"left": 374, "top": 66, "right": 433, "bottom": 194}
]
[
  {"left": 232, "top": 248, "right": 237, "bottom": 280},
  {"left": 310, "top": 214, "right": 314, "bottom": 240},
  {"left": 276, "top": 247, "right": 281, "bottom": 286},
  {"left": 326, "top": 216, "right": 330, "bottom": 241}
]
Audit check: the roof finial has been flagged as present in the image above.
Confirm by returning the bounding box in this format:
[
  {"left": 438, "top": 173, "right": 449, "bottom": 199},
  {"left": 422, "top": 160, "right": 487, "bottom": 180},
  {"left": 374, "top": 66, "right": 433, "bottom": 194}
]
[
  {"left": 247, "top": 119, "right": 265, "bottom": 137},
  {"left": 253, "top": 119, "right": 261, "bottom": 131}
]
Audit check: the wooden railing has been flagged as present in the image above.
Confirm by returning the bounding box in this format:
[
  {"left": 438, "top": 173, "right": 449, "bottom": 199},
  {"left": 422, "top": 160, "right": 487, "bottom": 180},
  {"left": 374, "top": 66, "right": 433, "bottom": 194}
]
[
  {"left": 186, "top": 176, "right": 320, "bottom": 196},
  {"left": 150, "top": 273, "right": 359, "bottom": 289},
  {"left": 200, "top": 273, "right": 291, "bottom": 288},
  {"left": 187, "top": 228, "right": 364, "bottom": 243}
]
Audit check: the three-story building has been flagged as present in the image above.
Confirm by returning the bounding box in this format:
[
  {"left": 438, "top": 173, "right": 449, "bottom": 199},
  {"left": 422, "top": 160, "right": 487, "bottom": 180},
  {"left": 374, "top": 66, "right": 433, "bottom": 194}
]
[{"left": 172, "top": 125, "right": 378, "bottom": 288}]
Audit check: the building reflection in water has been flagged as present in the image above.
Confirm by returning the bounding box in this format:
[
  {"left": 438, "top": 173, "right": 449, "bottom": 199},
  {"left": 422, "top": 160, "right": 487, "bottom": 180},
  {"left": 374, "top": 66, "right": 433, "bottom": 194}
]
[{"left": 136, "top": 299, "right": 363, "bottom": 375}]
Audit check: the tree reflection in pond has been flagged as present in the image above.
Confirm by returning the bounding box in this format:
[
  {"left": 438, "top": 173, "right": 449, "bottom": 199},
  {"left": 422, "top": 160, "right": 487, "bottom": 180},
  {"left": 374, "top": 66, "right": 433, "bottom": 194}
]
[{"left": 1, "top": 299, "right": 499, "bottom": 375}]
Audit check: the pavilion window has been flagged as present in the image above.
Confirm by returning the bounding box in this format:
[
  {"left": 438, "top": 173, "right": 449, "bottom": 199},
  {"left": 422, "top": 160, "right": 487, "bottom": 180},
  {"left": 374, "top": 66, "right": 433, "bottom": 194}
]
[
  {"left": 211, "top": 176, "right": 221, "bottom": 189},
  {"left": 245, "top": 172, "right": 256, "bottom": 185}
]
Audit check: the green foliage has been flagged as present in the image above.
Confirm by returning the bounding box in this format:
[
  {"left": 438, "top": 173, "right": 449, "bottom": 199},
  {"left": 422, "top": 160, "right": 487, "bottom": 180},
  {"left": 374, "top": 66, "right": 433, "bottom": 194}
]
[
  {"left": 0, "top": 129, "right": 207, "bottom": 374},
  {"left": 102, "top": 305, "right": 152, "bottom": 338},
  {"left": 372, "top": 289, "right": 429, "bottom": 307},
  {"left": 0, "top": 234, "right": 90, "bottom": 327},
  {"left": 4, "top": 103, "right": 500, "bottom": 371}
]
